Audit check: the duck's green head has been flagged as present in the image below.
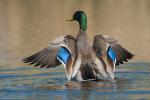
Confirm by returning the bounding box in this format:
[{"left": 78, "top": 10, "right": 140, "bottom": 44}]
[{"left": 69, "top": 11, "right": 87, "bottom": 31}]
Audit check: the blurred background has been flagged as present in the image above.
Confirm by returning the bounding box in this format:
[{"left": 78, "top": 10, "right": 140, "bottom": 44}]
[{"left": 0, "top": 0, "right": 150, "bottom": 67}]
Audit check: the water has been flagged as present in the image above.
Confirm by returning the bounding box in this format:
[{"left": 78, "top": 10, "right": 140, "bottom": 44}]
[
  {"left": 0, "top": 62, "right": 150, "bottom": 99},
  {"left": 0, "top": 0, "right": 150, "bottom": 99}
]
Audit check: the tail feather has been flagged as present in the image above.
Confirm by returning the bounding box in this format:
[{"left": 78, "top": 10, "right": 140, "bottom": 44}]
[{"left": 80, "top": 63, "right": 96, "bottom": 80}]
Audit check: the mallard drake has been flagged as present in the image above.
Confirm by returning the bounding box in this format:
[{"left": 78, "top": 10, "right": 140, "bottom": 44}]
[{"left": 23, "top": 11, "right": 134, "bottom": 81}]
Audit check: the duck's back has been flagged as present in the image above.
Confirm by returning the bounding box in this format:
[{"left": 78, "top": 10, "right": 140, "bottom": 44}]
[
  {"left": 73, "top": 30, "right": 103, "bottom": 81},
  {"left": 76, "top": 30, "right": 91, "bottom": 55}
]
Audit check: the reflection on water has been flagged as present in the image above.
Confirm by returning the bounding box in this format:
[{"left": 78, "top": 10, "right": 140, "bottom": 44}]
[
  {"left": 0, "top": 63, "right": 150, "bottom": 99},
  {"left": 0, "top": 0, "right": 150, "bottom": 66}
]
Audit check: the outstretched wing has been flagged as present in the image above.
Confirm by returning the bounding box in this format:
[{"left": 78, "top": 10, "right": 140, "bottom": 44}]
[
  {"left": 92, "top": 34, "right": 134, "bottom": 78},
  {"left": 23, "top": 35, "right": 77, "bottom": 80},
  {"left": 93, "top": 34, "right": 134, "bottom": 65}
]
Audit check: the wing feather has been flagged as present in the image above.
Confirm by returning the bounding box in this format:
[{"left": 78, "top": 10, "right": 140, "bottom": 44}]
[
  {"left": 23, "top": 35, "right": 77, "bottom": 69},
  {"left": 93, "top": 34, "right": 134, "bottom": 66}
]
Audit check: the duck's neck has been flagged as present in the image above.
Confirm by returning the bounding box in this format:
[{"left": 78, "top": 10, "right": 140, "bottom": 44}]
[
  {"left": 77, "top": 27, "right": 90, "bottom": 55},
  {"left": 79, "top": 14, "right": 87, "bottom": 32}
]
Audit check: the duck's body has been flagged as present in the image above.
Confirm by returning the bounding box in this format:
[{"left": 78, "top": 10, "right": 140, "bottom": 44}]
[
  {"left": 23, "top": 11, "right": 134, "bottom": 81},
  {"left": 73, "top": 29, "right": 107, "bottom": 81},
  {"left": 74, "top": 30, "right": 95, "bottom": 80}
]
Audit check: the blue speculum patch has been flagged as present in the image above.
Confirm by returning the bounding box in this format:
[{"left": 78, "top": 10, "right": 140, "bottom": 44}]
[
  {"left": 57, "top": 47, "right": 70, "bottom": 64},
  {"left": 108, "top": 47, "right": 116, "bottom": 62}
]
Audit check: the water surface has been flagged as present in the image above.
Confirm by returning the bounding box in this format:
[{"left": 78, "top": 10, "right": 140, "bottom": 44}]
[{"left": 0, "top": 62, "right": 150, "bottom": 99}]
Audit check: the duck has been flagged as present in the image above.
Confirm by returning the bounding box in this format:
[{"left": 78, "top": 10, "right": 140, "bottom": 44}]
[{"left": 23, "top": 11, "right": 134, "bottom": 81}]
